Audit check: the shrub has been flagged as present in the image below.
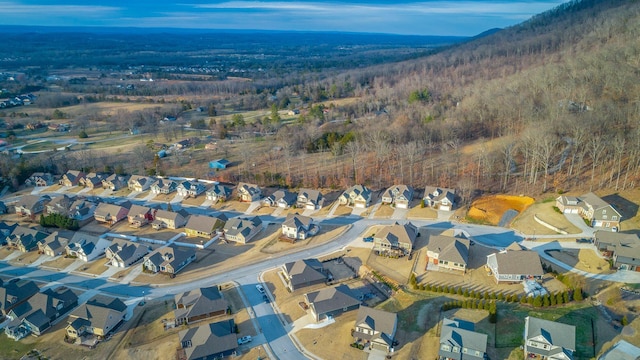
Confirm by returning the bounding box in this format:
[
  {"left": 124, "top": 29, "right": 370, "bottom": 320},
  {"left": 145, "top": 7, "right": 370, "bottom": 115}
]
[
  {"left": 78, "top": 130, "right": 88, "bottom": 138},
  {"left": 463, "top": 289, "right": 470, "bottom": 297},
  {"left": 573, "top": 287, "right": 584, "bottom": 301},
  {"left": 552, "top": 206, "right": 562, "bottom": 214},
  {"left": 622, "top": 316, "right": 629, "bottom": 326}
]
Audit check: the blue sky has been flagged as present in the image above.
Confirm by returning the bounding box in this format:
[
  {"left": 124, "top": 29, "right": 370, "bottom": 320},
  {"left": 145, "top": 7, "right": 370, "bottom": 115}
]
[{"left": 0, "top": 1, "right": 566, "bottom": 36}]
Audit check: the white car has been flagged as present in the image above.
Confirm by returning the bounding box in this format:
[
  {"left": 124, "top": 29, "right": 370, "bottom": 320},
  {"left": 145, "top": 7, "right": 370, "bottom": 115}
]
[
  {"left": 238, "top": 335, "right": 252, "bottom": 345},
  {"left": 256, "top": 284, "right": 265, "bottom": 294}
]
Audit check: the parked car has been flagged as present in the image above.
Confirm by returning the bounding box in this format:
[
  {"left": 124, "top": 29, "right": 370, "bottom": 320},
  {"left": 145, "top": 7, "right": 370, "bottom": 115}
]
[
  {"left": 263, "top": 294, "right": 270, "bottom": 303},
  {"left": 238, "top": 335, "right": 252, "bottom": 345},
  {"left": 362, "top": 237, "right": 374, "bottom": 243},
  {"left": 576, "top": 238, "right": 592, "bottom": 244},
  {"left": 256, "top": 284, "right": 265, "bottom": 294}
]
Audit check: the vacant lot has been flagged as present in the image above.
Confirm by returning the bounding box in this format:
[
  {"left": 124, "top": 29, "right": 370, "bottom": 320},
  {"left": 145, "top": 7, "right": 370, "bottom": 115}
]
[
  {"left": 468, "top": 195, "right": 535, "bottom": 225},
  {"left": 547, "top": 249, "right": 612, "bottom": 274},
  {"left": 373, "top": 204, "right": 394, "bottom": 218},
  {"left": 407, "top": 206, "right": 438, "bottom": 219},
  {"left": 296, "top": 311, "right": 367, "bottom": 360},
  {"left": 261, "top": 224, "right": 346, "bottom": 254},
  {"left": 511, "top": 199, "right": 582, "bottom": 235}
]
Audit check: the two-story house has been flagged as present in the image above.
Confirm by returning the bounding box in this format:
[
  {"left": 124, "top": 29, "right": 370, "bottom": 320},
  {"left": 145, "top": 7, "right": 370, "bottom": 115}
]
[
  {"left": 339, "top": 185, "right": 372, "bottom": 208},
  {"left": 60, "top": 170, "right": 85, "bottom": 187},
  {"left": 438, "top": 318, "right": 488, "bottom": 360},
  {"left": 127, "top": 204, "right": 153, "bottom": 228},
  {"left": 106, "top": 239, "right": 150, "bottom": 268},
  {"left": 281, "top": 259, "right": 326, "bottom": 291},
  {"left": 263, "top": 189, "right": 297, "bottom": 208},
  {"left": 205, "top": 184, "right": 233, "bottom": 203},
  {"left": 524, "top": 316, "right": 575, "bottom": 360},
  {"left": 65, "top": 232, "right": 110, "bottom": 262},
  {"left": 185, "top": 214, "right": 226, "bottom": 238},
  {"left": 127, "top": 175, "right": 157, "bottom": 192},
  {"left": 223, "top": 216, "right": 262, "bottom": 244},
  {"left": 281, "top": 213, "right": 318, "bottom": 240},
  {"left": 94, "top": 203, "right": 130, "bottom": 225},
  {"left": 486, "top": 242, "right": 544, "bottom": 282},
  {"left": 423, "top": 186, "right": 456, "bottom": 211},
  {"left": 237, "top": 182, "right": 262, "bottom": 202},
  {"left": 66, "top": 295, "right": 127, "bottom": 341},
  {"left": 150, "top": 179, "right": 178, "bottom": 195},
  {"left": 143, "top": 245, "right": 196, "bottom": 275},
  {"left": 101, "top": 173, "right": 131, "bottom": 191},
  {"left": 426, "top": 234, "right": 470, "bottom": 273},
  {"left": 297, "top": 189, "right": 324, "bottom": 210},
  {"left": 373, "top": 222, "right": 418, "bottom": 257},
  {"left": 381, "top": 185, "right": 414, "bottom": 209},
  {"left": 352, "top": 306, "right": 398, "bottom": 353},
  {"left": 174, "top": 286, "right": 228, "bottom": 325},
  {"left": 151, "top": 209, "right": 190, "bottom": 230},
  {"left": 176, "top": 180, "right": 207, "bottom": 198},
  {"left": 15, "top": 195, "right": 48, "bottom": 216},
  {"left": 594, "top": 231, "right": 640, "bottom": 271},
  {"left": 556, "top": 192, "right": 622, "bottom": 231}
]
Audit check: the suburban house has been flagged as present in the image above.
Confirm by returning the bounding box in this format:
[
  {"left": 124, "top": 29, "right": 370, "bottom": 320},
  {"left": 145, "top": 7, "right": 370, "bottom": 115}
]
[
  {"left": 66, "top": 295, "right": 127, "bottom": 341},
  {"left": 127, "top": 204, "right": 154, "bottom": 228},
  {"left": 127, "top": 175, "right": 157, "bottom": 192},
  {"left": 281, "top": 259, "right": 327, "bottom": 291},
  {"left": 185, "top": 214, "right": 227, "bottom": 238},
  {"left": 263, "top": 189, "right": 297, "bottom": 208},
  {"left": 304, "top": 284, "right": 361, "bottom": 322},
  {"left": 237, "top": 182, "right": 262, "bottom": 202},
  {"left": 205, "top": 184, "right": 233, "bottom": 203},
  {"left": 0, "top": 222, "right": 17, "bottom": 242},
  {"left": 5, "top": 287, "right": 78, "bottom": 339},
  {"left": 176, "top": 180, "right": 207, "bottom": 198},
  {"left": 143, "top": 245, "right": 196, "bottom": 275},
  {"left": 61, "top": 170, "right": 85, "bottom": 187},
  {"left": 439, "top": 318, "right": 488, "bottom": 360},
  {"left": 0, "top": 279, "right": 39, "bottom": 317},
  {"left": 25, "top": 172, "right": 56, "bottom": 187},
  {"left": 208, "top": 158, "right": 230, "bottom": 169},
  {"left": 556, "top": 192, "right": 622, "bottom": 231},
  {"left": 486, "top": 242, "right": 545, "bottom": 282},
  {"left": 524, "top": 316, "right": 575, "bottom": 360},
  {"left": 5, "top": 226, "right": 47, "bottom": 252},
  {"left": 174, "top": 286, "right": 229, "bottom": 325},
  {"left": 599, "top": 340, "right": 640, "bottom": 360},
  {"left": 426, "top": 234, "right": 470, "bottom": 273},
  {"left": 339, "top": 185, "right": 372, "bottom": 208},
  {"left": 151, "top": 209, "right": 190, "bottom": 230},
  {"left": 94, "top": 203, "right": 130, "bottom": 225},
  {"left": 150, "top": 179, "right": 178, "bottom": 195},
  {"left": 0, "top": 201, "right": 6, "bottom": 215},
  {"left": 101, "top": 174, "right": 130, "bottom": 191},
  {"left": 65, "top": 232, "right": 110, "bottom": 262},
  {"left": 14, "top": 194, "right": 47, "bottom": 216},
  {"left": 223, "top": 216, "right": 263, "bottom": 244},
  {"left": 44, "top": 194, "right": 74, "bottom": 216},
  {"left": 38, "top": 232, "right": 68, "bottom": 257},
  {"left": 594, "top": 231, "right": 640, "bottom": 271},
  {"left": 79, "top": 172, "right": 106, "bottom": 188},
  {"left": 176, "top": 319, "right": 237, "bottom": 360},
  {"left": 373, "top": 222, "right": 418, "bottom": 257},
  {"left": 297, "top": 188, "right": 324, "bottom": 210},
  {"left": 352, "top": 306, "right": 398, "bottom": 353},
  {"left": 381, "top": 185, "right": 414, "bottom": 209},
  {"left": 281, "top": 213, "right": 318, "bottom": 240},
  {"left": 423, "top": 186, "right": 456, "bottom": 211},
  {"left": 106, "top": 239, "right": 150, "bottom": 268}
]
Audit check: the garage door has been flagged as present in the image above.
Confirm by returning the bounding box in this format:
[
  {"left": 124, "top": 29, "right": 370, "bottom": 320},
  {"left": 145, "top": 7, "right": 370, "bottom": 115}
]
[
  {"left": 356, "top": 203, "right": 366, "bottom": 208},
  {"left": 397, "top": 203, "right": 408, "bottom": 209}
]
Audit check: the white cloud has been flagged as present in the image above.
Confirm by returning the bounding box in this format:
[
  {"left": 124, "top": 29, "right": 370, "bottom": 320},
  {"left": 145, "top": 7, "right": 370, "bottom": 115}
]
[{"left": 0, "top": 1, "right": 120, "bottom": 16}]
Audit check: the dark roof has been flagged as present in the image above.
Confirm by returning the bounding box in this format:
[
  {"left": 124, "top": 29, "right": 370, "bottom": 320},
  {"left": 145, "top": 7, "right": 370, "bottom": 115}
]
[
  {"left": 525, "top": 316, "right": 576, "bottom": 352},
  {"left": 185, "top": 215, "right": 222, "bottom": 233},
  {"left": 174, "top": 286, "right": 228, "bottom": 321},
  {"left": 427, "top": 234, "right": 470, "bottom": 265},
  {"left": 178, "top": 319, "right": 237, "bottom": 360},
  {"left": 0, "top": 279, "right": 39, "bottom": 313},
  {"left": 354, "top": 306, "right": 397, "bottom": 344},
  {"left": 283, "top": 259, "right": 326, "bottom": 287},
  {"left": 305, "top": 284, "right": 360, "bottom": 316},
  {"left": 440, "top": 318, "right": 488, "bottom": 359}
]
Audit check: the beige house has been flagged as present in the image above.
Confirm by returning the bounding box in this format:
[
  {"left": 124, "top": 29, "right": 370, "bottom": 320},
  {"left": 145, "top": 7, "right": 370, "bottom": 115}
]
[
  {"left": 38, "top": 232, "right": 68, "bottom": 257},
  {"left": 486, "top": 242, "right": 544, "bottom": 282},
  {"left": 185, "top": 214, "right": 226, "bottom": 238},
  {"left": 14, "top": 195, "right": 47, "bottom": 216},
  {"left": 101, "top": 174, "right": 130, "bottom": 191},
  {"left": 423, "top": 186, "right": 456, "bottom": 211},
  {"left": 223, "top": 216, "right": 262, "bottom": 243},
  {"left": 237, "top": 182, "right": 262, "bottom": 202},
  {"left": 373, "top": 222, "right": 418, "bottom": 257},
  {"left": 66, "top": 295, "right": 127, "bottom": 340},
  {"left": 94, "top": 203, "right": 129, "bottom": 225},
  {"left": 426, "top": 234, "right": 470, "bottom": 272},
  {"left": 339, "top": 185, "right": 372, "bottom": 208},
  {"left": 151, "top": 209, "right": 189, "bottom": 230},
  {"left": 381, "top": 185, "right": 414, "bottom": 209},
  {"left": 281, "top": 213, "right": 318, "bottom": 240},
  {"left": 60, "top": 170, "right": 85, "bottom": 187},
  {"left": 353, "top": 306, "right": 398, "bottom": 353},
  {"left": 556, "top": 193, "right": 621, "bottom": 231},
  {"left": 127, "top": 175, "right": 156, "bottom": 192},
  {"left": 297, "top": 189, "right": 324, "bottom": 210}
]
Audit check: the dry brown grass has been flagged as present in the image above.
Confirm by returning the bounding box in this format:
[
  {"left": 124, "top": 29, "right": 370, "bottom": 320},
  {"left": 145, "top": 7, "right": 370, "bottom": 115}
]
[
  {"left": 260, "top": 225, "right": 346, "bottom": 254},
  {"left": 79, "top": 257, "right": 109, "bottom": 275},
  {"left": 373, "top": 204, "right": 395, "bottom": 218},
  {"left": 468, "top": 195, "right": 535, "bottom": 225},
  {"left": 10, "top": 251, "right": 41, "bottom": 265},
  {"left": 212, "top": 200, "right": 250, "bottom": 213},
  {"left": 510, "top": 200, "right": 581, "bottom": 235},
  {"left": 181, "top": 195, "right": 207, "bottom": 206},
  {"left": 0, "top": 247, "right": 13, "bottom": 260},
  {"left": 333, "top": 205, "right": 353, "bottom": 217},
  {"left": 407, "top": 206, "right": 438, "bottom": 219},
  {"left": 263, "top": 269, "right": 311, "bottom": 323},
  {"left": 295, "top": 311, "right": 367, "bottom": 360},
  {"left": 41, "top": 256, "right": 76, "bottom": 270},
  {"left": 547, "top": 249, "right": 612, "bottom": 274},
  {"left": 252, "top": 206, "right": 275, "bottom": 215}
]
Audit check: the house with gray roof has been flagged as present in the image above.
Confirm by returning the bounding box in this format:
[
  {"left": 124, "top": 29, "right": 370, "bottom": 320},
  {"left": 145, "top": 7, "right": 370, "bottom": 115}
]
[
  {"left": 594, "top": 231, "right": 640, "bottom": 271},
  {"left": 339, "top": 184, "right": 372, "bottom": 208},
  {"left": 0, "top": 201, "right": 6, "bottom": 215},
  {"left": 177, "top": 180, "right": 207, "bottom": 198},
  {"left": 524, "top": 316, "right": 575, "bottom": 360},
  {"left": 38, "top": 231, "right": 68, "bottom": 257},
  {"left": 0, "top": 222, "right": 18, "bottom": 244},
  {"left": 25, "top": 172, "right": 56, "bottom": 187},
  {"left": 297, "top": 188, "right": 324, "bottom": 210},
  {"left": 101, "top": 173, "right": 130, "bottom": 191},
  {"left": 599, "top": 340, "right": 640, "bottom": 360},
  {"left": 94, "top": 202, "right": 130, "bottom": 225},
  {"left": 439, "top": 318, "right": 488, "bottom": 360},
  {"left": 381, "top": 185, "right": 414, "bottom": 209},
  {"left": 423, "top": 186, "right": 456, "bottom": 211},
  {"left": 373, "top": 222, "right": 418, "bottom": 257},
  {"left": 150, "top": 178, "right": 178, "bottom": 195},
  {"left": 282, "top": 213, "right": 318, "bottom": 240},
  {"left": 5, "top": 226, "right": 48, "bottom": 252},
  {"left": 61, "top": 170, "right": 85, "bottom": 187},
  {"left": 5, "top": 286, "right": 78, "bottom": 339},
  {"left": 205, "top": 184, "right": 233, "bottom": 203},
  {"left": 486, "top": 243, "right": 544, "bottom": 282},
  {"left": 66, "top": 295, "right": 127, "bottom": 340},
  {"left": 0, "top": 279, "right": 39, "bottom": 317},
  {"left": 263, "top": 189, "right": 297, "bottom": 208},
  {"left": 353, "top": 306, "right": 398, "bottom": 353},
  {"left": 45, "top": 194, "right": 75, "bottom": 216},
  {"left": 65, "top": 232, "right": 110, "bottom": 262},
  {"left": 237, "top": 182, "right": 262, "bottom": 202},
  {"left": 185, "top": 214, "right": 226, "bottom": 238},
  {"left": 14, "top": 194, "right": 47, "bottom": 216},
  {"left": 223, "top": 216, "right": 262, "bottom": 244},
  {"left": 176, "top": 319, "right": 237, "bottom": 360},
  {"left": 79, "top": 172, "right": 107, "bottom": 189},
  {"left": 304, "top": 284, "right": 360, "bottom": 322},
  {"left": 106, "top": 239, "right": 150, "bottom": 268},
  {"left": 152, "top": 209, "right": 190, "bottom": 230},
  {"left": 174, "top": 286, "right": 228, "bottom": 325},
  {"left": 282, "top": 259, "right": 327, "bottom": 291},
  {"left": 127, "top": 175, "right": 157, "bottom": 192},
  {"left": 426, "top": 234, "right": 470, "bottom": 273},
  {"left": 143, "top": 245, "right": 196, "bottom": 275},
  {"left": 556, "top": 192, "right": 621, "bottom": 231}
]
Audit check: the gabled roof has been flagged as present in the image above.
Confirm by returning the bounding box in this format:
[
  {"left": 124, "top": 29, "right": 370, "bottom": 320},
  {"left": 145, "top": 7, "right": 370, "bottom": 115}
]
[
  {"left": 185, "top": 215, "right": 224, "bottom": 233},
  {"left": 344, "top": 184, "right": 371, "bottom": 199},
  {"left": 174, "top": 286, "right": 228, "bottom": 321},
  {"left": 66, "top": 232, "right": 102, "bottom": 256},
  {"left": 525, "top": 316, "right": 576, "bottom": 352},
  {"left": 154, "top": 209, "right": 189, "bottom": 222},
  {"left": 178, "top": 319, "right": 237, "bottom": 360},
  {"left": 223, "top": 216, "right": 262, "bottom": 237},
  {"left": 69, "top": 295, "right": 127, "bottom": 331},
  {"left": 237, "top": 182, "right": 261, "bottom": 195},
  {"left": 355, "top": 306, "right": 397, "bottom": 341},
  {"left": 16, "top": 194, "right": 46, "bottom": 210},
  {"left": 40, "top": 231, "right": 68, "bottom": 254},
  {"left": 107, "top": 239, "right": 149, "bottom": 264},
  {"left": 375, "top": 222, "right": 418, "bottom": 248},
  {"left": 487, "top": 248, "right": 543, "bottom": 276},
  {"left": 145, "top": 245, "right": 196, "bottom": 270},
  {"left": 282, "top": 213, "right": 312, "bottom": 231},
  {"left": 128, "top": 204, "right": 152, "bottom": 218},
  {"left": 266, "top": 189, "right": 297, "bottom": 205},
  {"left": 128, "top": 175, "right": 156, "bottom": 187},
  {"left": 305, "top": 284, "right": 360, "bottom": 316},
  {"left": 0, "top": 279, "right": 39, "bottom": 313},
  {"left": 152, "top": 178, "right": 177, "bottom": 190},
  {"left": 206, "top": 184, "right": 232, "bottom": 197},
  {"left": 382, "top": 185, "right": 414, "bottom": 200},
  {"left": 283, "top": 259, "right": 326, "bottom": 287},
  {"left": 63, "top": 170, "right": 84, "bottom": 183},
  {"left": 427, "top": 234, "right": 470, "bottom": 265},
  {"left": 440, "top": 317, "right": 487, "bottom": 356},
  {"left": 94, "top": 203, "right": 128, "bottom": 218},
  {"left": 11, "top": 287, "right": 77, "bottom": 326},
  {"left": 298, "top": 189, "right": 323, "bottom": 204},
  {"left": 599, "top": 340, "right": 640, "bottom": 360},
  {"left": 595, "top": 231, "right": 640, "bottom": 260},
  {"left": 424, "top": 186, "right": 455, "bottom": 202}
]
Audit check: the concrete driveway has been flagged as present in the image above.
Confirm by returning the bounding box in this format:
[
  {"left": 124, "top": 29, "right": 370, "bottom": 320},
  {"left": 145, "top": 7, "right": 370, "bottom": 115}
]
[{"left": 563, "top": 213, "right": 596, "bottom": 236}]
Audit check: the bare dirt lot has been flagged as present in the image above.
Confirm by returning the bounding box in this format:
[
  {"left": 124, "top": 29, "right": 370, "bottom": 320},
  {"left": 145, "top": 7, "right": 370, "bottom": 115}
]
[
  {"left": 468, "top": 195, "right": 535, "bottom": 225},
  {"left": 510, "top": 199, "right": 582, "bottom": 235}
]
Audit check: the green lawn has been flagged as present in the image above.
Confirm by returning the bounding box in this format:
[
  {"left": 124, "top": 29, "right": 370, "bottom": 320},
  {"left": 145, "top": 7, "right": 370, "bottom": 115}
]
[{"left": 0, "top": 333, "right": 36, "bottom": 360}]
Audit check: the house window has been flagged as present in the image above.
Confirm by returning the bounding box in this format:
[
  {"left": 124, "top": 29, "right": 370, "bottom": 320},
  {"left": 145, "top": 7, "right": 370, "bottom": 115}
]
[
  {"left": 452, "top": 346, "right": 459, "bottom": 353},
  {"left": 441, "top": 344, "right": 451, "bottom": 352},
  {"left": 613, "top": 216, "right": 618, "bottom": 220}
]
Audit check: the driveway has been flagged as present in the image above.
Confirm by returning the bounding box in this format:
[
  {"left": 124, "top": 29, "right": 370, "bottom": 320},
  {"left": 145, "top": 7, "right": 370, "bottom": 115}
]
[{"left": 563, "top": 213, "right": 595, "bottom": 236}]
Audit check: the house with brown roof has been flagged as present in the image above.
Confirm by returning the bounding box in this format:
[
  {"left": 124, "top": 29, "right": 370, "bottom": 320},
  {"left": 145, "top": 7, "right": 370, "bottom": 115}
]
[
  {"left": 373, "top": 222, "right": 418, "bottom": 257},
  {"left": 94, "top": 203, "right": 129, "bottom": 225},
  {"left": 14, "top": 195, "right": 47, "bottom": 216},
  {"left": 339, "top": 185, "right": 372, "bottom": 208},
  {"left": 127, "top": 204, "right": 153, "bottom": 228},
  {"left": 282, "top": 213, "right": 318, "bottom": 240},
  {"left": 25, "top": 172, "right": 56, "bottom": 187},
  {"left": 426, "top": 234, "right": 470, "bottom": 273},
  {"left": 297, "top": 189, "right": 324, "bottom": 210},
  {"left": 556, "top": 193, "right": 622, "bottom": 231},
  {"left": 185, "top": 214, "right": 226, "bottom": 238},
  {"left": 304, "top": 284, "right": 360, "bottom": 322},
  {"left": 127, "top": 175, "right": 157, "bottom": 192},
  {"left": 101, "top": 174, "right": 130, "bottom": 191},
  {"left": 66, "top": 295, "right": 127, "bottom": 341},
  {"left": 44, "top": 194, "right": 74, "bottom": 216},
  {"left": 237, "top": 182, "right": 262, "bottom": 202},
  {"left": 223, "top": 216, "right": 262, "bottom": 244},
  {"left": 353, "top": 306, "right": 398, "bottom": 353},
  {"left": 263, "top": 189, "right": 297, "bottom": 208},
  {"left": 150, "top": 178, "right": 178, "bottom": 195},
  {"left": 60, "top": 170, "right": 85, "bottom": 187},
  {"left": 423, "top": 186, "right": 456, "bottom": 211},
  {"left": 594, "top": 231, "right": 640, "bottom": 271},
  {"left": 38, "top": 232, "right": 68, "bottom": 257},
  {"left": 151, "top": 209, "right": 190, "bottom": 230},
  {"left": 176, "top": 319, "right": 237, "bottom": 360},
  {"left": 205, "top": 184, "right": 233, "bottom": 203},
  {"left": 381, "top": 185, "right": 414, "bottom": 209},
  {"left": 174, "top": 286, "right": 228, "bottom": 325},
  {"left": 486, "top": 242, "right": 544, "bottom": 282},
  {"left": 106, "top": 239, "right": 150, "bottom": 268},
  {"left": 281, "top": 259, "right": 327, "bottom": 291},
  {"left": 143, "top": 245, "right": 196, "bottom": 275}
]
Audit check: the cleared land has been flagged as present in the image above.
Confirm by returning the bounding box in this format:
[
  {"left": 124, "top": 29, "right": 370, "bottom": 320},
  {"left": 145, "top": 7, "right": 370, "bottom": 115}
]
[
  {"left": 546, "top": 249, "right": 612, "bottom": 274},
  {"left": 510, "top": 198, "right": 582, "bottom": 235},
  {"left": 468, "top": 195, "right": 535, "bottom": 225}
]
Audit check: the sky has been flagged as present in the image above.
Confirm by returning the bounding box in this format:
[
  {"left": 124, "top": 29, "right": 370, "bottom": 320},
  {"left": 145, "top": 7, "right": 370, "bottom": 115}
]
[{"left": 0, "top": 0, "right": 567, "bottom": 36}]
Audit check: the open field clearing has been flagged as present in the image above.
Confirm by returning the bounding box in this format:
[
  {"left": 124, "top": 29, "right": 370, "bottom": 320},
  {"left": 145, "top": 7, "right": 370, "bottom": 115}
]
[
  {"left": 468, "top": 195, "right": 535, "bottom": 225},
  {"left": 510, "top": 198, "right": 582, "bottom": 235}
]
